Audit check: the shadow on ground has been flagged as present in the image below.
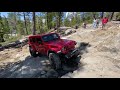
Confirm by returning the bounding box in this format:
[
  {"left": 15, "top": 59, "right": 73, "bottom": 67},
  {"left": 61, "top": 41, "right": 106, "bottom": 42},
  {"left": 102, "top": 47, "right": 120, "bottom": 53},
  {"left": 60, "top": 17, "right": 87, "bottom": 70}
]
[{"left": 0, "top": 42, "right": 91, "bottom": 78}]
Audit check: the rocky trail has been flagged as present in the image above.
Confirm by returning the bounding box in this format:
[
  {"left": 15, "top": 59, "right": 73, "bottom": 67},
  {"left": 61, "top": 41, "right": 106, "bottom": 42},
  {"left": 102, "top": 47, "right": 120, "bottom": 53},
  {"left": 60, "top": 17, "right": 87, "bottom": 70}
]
[{"left": 0, "top": 21, "right": 120, "bottom": 78}]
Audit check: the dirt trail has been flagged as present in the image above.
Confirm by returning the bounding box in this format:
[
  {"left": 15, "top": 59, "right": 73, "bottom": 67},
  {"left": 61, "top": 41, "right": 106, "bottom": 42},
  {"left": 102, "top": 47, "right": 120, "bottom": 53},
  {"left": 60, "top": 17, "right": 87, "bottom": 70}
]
[
  {"left": 62, "top": 22, "right": 120, "bottom": 78},
  {"left": 1, "top": 21, "right": 120, "bottom": 78}
]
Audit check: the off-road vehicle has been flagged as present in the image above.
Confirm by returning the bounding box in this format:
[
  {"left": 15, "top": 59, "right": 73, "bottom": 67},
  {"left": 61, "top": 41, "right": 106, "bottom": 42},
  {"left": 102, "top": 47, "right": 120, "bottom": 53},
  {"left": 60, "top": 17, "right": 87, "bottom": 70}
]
[{"left": 28, "top": 33, "right": 80, "bottom": 70}]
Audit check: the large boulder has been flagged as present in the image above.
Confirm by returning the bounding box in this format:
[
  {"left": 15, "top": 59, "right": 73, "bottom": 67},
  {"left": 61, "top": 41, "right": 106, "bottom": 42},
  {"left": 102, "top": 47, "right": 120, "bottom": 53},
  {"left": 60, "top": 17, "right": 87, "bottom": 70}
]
[
  {"left": 59, "top": 27, "right": 72, "bottom": 31},
  {"left": 65, "top": 28, "right": 76, "bottom": 35},
  {"left": 0, "top": 46, "right": 4, "bottom": 51},
  {"left": 15, "top": 40, "right": 21, "bottom": 45},
  {"left": 71, "top": 29, "right": 76, "bottom": 33},
  {"left": 65, "top": 29, "right": 73, "bottom": 35},
  {"left": 15, "top": 39, "right": 28, "bottom": 48},
  {"left": 45, "top": 69, "right": 59, "bottom": 78},
  {"left": 74, "top": 25, "right": 79, "bottom": 29}
]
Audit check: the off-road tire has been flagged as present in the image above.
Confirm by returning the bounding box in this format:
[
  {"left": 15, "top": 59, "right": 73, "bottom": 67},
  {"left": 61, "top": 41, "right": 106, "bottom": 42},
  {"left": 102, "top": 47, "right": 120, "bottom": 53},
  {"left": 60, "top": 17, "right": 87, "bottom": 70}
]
[
  {"left": 71, "top": 55, "right": 81, "bottom": 66},
  {"left": 29, "top": 47, "right": 38, "bottom": 57},
  {"left": 49, "top": 53, "right": 61, "bottom": 70},
  {"left": 38, "top": 53, "right": 42, "bottom": 57}
]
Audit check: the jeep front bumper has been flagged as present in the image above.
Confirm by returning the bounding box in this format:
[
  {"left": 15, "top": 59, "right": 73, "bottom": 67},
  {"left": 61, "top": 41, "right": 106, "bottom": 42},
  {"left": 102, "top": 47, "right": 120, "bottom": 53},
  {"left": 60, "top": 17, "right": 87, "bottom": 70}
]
[{"left": 65, "top": 49, "right": 80, "bottom": 59}]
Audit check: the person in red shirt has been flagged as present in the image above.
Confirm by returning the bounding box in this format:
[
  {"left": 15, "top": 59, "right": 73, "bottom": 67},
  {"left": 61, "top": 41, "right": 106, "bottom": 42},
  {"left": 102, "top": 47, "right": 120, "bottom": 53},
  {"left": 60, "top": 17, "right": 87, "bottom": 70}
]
[{"left": 102, "top": 17, "right": 108, "bottom": 30}]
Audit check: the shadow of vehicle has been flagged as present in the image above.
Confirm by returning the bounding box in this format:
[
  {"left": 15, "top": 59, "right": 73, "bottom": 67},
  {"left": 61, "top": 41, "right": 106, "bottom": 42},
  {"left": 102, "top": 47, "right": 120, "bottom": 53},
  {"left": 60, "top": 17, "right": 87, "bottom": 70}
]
[{"left": 0, "top": 42, "right": 91, "bottom": 78}]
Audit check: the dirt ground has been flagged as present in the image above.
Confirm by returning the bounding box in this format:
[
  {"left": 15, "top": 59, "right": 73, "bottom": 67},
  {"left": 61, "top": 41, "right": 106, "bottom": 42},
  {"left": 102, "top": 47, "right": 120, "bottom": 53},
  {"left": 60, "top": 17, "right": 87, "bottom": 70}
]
[{"left": 0, "top": 21, "right": 120, "bottom": 78}]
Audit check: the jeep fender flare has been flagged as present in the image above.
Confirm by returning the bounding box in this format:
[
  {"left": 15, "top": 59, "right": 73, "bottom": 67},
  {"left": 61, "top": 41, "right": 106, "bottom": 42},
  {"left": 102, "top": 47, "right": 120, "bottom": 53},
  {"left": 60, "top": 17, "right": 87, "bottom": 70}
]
[
  {"left": 29, "top": 45, "right": 37, "bottom": 52},
  {"left": 47, "top": 50, "right": 57, "bottom": 56}
]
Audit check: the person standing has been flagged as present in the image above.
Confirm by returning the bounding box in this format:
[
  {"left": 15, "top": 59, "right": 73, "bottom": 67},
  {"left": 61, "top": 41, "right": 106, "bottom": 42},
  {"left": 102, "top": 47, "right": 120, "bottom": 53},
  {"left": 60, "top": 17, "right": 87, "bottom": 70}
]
[
  {"left": 93, "top": 18, "right": 97, "bottom": 29},
  {"left": 102, "top": 17, "right": 108, "bottom": 30}
]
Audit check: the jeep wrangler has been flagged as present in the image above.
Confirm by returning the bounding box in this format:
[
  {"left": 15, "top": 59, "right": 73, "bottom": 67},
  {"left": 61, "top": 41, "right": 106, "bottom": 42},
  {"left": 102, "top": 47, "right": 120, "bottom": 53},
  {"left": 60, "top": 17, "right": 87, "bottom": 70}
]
[{"left": 28, "top": 33, "right": 80, "bottom": 70}]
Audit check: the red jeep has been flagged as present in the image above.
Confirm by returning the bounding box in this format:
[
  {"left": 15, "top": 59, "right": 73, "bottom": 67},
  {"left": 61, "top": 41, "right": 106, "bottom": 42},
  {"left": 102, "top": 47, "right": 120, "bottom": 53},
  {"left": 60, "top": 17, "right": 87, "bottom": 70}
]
[{"left": 28, "top": 33, "right": 80, "bottom": 70}]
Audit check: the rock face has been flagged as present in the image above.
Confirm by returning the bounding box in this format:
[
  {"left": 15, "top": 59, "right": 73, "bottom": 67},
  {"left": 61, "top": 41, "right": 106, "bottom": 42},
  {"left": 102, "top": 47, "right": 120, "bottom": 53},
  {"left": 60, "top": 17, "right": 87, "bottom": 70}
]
[
  {"left": 112, "top": 12, "right": 119, "bottom": 21},
  {"left": 65, "top": 29, "right": 76, "bottom": 35},
  {"left": 0, "top": 44, "right": 4, "bottom": 51},
  {"left": 40, "top": 71, "right": 46, "bottom": 75},
  {"left": 65, "top": 29, "right": 72, "bottom": 35},
  {"left": 45, "top": 69, "right": 59, "bottom": 78},
  {"left": 0, "top": 47, "right": 3, "bottom": 51}
]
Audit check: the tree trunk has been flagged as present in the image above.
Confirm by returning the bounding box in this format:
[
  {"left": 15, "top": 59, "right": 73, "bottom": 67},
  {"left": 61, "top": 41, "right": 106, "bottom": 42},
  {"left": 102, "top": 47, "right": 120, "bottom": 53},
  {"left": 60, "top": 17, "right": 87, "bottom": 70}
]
[
  {"left": 27, "top": 13, "right": 31, "bottom": 34},
  {"left": 46, "top": 12, "right": 49, "bottom": 29},
  {"left": 23, "top": 12, "right": 28, "bottom": 35},
  {"left": 82, "top": 12, "right": 85, "bottom": 21},
  {"left": 56, "top": 12, "right": 62, "bottom": 32},
  {"left": 14, "top": 12, "right": 17, "bottom": 35},
  {"left": 4, "top": 16, "right": 10, "bottom": 33},
  {"left": 110, "top": 12, "right": 114, "bottom": 21},
  {"left": 32, "top": 12, "right": 36, "bottom": 35},
  {"left": 58, "top": 12, "right": 61, "bottom": 28},
  {"left": 0, "top": 32, "right": 4, "bottom": 42},
  {"left": 101, "top": 12, "right": 104, "bottom": 18},
  {"left": 0, "top": 15, "right": 5, "bottom": 42},
  {"left": 56, "top": 16, "right": 59, "bottom": 32},
  {"left": 92, "top": 12, "right": 96, "bottom": 19}
]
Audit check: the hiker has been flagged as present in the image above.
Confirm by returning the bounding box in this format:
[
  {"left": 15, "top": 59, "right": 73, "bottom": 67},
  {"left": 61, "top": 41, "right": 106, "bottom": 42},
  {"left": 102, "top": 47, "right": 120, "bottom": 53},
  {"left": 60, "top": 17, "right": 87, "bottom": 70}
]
[
  {"left": 102, "top": 17, "right": 108, "bottom": 30},
  {"left": 93, "top": 18, "right": 97, "bottom": 29}
]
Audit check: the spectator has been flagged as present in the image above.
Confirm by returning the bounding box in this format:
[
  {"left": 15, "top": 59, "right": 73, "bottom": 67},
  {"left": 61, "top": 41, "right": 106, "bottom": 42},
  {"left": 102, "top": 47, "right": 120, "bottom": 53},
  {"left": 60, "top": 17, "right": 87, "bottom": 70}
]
[
  {"left": 102, "top": 17, "right": 108, "bottom": 30},
  {"left": 93, "top": 18, "right": 97, "bottom": 29}
]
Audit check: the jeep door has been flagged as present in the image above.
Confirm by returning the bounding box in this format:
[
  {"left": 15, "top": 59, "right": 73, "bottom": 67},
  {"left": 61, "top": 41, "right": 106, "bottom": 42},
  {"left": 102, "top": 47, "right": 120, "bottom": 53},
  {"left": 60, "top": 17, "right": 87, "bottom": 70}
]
[
  {"left": 29, "top": 37, "right": 37, "bottom": 51},
  {"left": 36, "top": 38, "right": 46, "bottom": 55}
]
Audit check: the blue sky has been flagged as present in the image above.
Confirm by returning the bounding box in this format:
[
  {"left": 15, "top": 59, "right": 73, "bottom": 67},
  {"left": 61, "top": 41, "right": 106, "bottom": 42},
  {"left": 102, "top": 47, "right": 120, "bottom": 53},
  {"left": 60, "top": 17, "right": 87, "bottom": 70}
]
[
  {"left": 0, "top": 12, "right": 102, "bottom": 17},
  {"left": 0, "top": 12, "right": 8, "bottom": 17},
  {"left": 0, "top": 12, "right": 66, "bottom": 17},
  {"left": 0, "top": 12, "right": 66, "bottom": 21},
  {"left": 1, "top": 12, "right": 101, "bottom": 20}
]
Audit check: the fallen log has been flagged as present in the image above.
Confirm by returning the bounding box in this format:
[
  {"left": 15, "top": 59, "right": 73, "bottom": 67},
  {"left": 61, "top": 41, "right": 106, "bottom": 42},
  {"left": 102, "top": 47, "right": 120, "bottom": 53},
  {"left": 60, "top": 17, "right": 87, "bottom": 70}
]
[{"left": 0, "top": 38, "right": 28, "bottom": 51}]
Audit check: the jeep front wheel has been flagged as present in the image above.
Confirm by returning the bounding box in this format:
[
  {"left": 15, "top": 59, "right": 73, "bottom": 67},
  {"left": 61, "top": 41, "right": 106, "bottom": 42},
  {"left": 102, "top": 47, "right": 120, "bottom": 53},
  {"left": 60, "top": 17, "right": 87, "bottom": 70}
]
[
  {"left": 49, "top": 53, "right": 61, "bottom": 70},
  {"left": 29, "top": 47, "right": 38, "bottom": 57}
]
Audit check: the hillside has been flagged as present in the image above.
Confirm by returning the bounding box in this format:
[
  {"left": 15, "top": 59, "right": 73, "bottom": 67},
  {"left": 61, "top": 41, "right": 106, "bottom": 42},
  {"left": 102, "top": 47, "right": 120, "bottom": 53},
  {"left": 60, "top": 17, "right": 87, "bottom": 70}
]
[{"left": 0, "top": 21, "right": 120, "bottom": 78}]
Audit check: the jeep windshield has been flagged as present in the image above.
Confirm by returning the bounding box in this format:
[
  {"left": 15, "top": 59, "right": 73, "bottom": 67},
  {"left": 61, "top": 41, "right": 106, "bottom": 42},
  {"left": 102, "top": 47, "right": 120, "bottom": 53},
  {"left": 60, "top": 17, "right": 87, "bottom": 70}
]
[{"left": 42, "top": 33, "right": 59, "bottom": 42}]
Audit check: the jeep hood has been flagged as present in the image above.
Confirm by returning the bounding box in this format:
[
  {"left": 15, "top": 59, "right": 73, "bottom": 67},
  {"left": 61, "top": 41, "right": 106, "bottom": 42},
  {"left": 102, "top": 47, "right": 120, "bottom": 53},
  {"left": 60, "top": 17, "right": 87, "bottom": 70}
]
[{"left": 45, "top": 39, "right": 75, "bottom": 48}]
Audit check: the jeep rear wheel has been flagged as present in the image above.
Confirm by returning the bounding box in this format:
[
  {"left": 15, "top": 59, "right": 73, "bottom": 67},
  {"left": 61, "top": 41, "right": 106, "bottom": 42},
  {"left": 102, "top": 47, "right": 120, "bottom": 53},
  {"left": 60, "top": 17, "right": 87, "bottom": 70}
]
[
  {"left": 29, "top": 47, "right": 38, "bottom": 57},
  {"left": 49, "top": 53, "right": 61, "bottom": 70}
]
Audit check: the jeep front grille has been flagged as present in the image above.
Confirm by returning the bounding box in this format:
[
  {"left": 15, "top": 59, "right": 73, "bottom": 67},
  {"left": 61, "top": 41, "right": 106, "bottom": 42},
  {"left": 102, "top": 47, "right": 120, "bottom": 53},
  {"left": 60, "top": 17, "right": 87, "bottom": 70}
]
[{"left": 65, "top": 45, "right": 74, "bottom": 51}]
